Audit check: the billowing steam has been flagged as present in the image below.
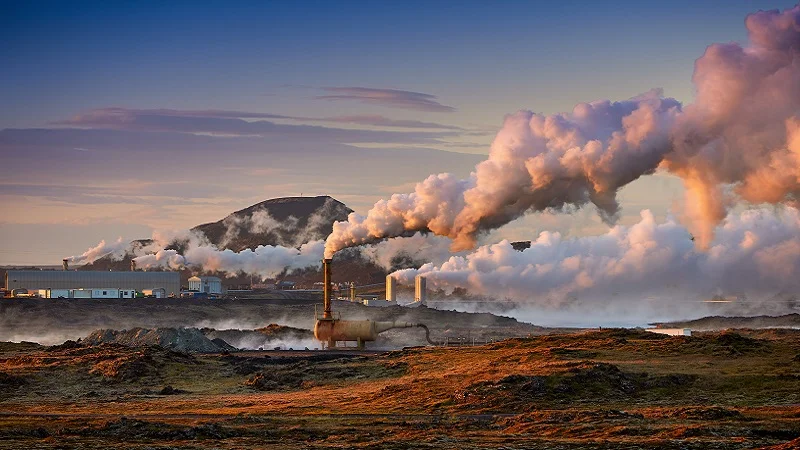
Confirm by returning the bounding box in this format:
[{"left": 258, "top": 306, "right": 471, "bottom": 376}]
[
  {"left": 65, "top": 237, "right": 129, "bottom": 264},
  {"left": 392, "top": 207, "right": 800, "bottom": 309},
  {"left": 133, "top": 240, "right": 324, "bottom": 278},
  {"left": 326, "top": 4, "right": 800, "bottom": 257},
  {"left": 360, "top": 232, "right": 461, "bottom": 270}
]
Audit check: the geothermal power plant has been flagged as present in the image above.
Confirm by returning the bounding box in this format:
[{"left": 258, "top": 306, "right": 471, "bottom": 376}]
[
  {"left": 313, "top": 258, "right": 433, "bottom": 348},
  {"left": 4, "top": 3, "right": 800, "bottom": 448}
]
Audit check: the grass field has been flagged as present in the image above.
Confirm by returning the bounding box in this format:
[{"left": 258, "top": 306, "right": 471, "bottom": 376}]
[{"left": 1, "top": 329, "right": 799, "bottom": 448}]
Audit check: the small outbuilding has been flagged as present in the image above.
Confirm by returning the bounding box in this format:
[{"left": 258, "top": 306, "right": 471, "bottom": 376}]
[{"left": 188, "top": 276, "right": 223, "bottom": 294}]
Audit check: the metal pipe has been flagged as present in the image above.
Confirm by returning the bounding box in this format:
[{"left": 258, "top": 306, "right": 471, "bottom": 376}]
[{"left": 323, "top": 258, "right": 332, "bottom": 319}]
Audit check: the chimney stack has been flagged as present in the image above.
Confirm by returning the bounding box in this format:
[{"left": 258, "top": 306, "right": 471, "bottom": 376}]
[
  {"left": 386, "top": 275, "right": 397, "bottom": 302},
  {"left": 414, "top": 275, "right": 427, "bottom": 304},
  {"left": 322, "top": 258, "right": 332, "bottom": 319},
  {"left": 130, "top": 260, "right": 137, "bottom": 271},
  {"left": 62, "top": 259, "right": 69, "bottom": 271}
]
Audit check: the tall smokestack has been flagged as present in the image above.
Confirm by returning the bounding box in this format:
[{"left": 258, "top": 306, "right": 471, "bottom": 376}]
[
  {"left": 349, "top": 282, "right": 356, "bottom": 302},
  {"left": 386, "top": 275, "right": 397, "bottom": 302},
  {"left": 415, "top": 275, "right": 427, "bottom": 304},
  {"left": 130, "top": 260, "right": 137, "bottom": 271},
  {"left": 323, "top": 258, "right": 332, "bottom": 319},
  {"left": 62, "top": 259, "right": 69, "bottom": 271}
]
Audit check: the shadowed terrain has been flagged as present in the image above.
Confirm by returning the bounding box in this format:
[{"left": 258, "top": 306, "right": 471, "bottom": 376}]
[{"left": 1, "top": 328, "right": 799, "bottom": 448}]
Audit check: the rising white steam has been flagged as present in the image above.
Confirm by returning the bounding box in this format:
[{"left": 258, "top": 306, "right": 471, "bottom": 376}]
[
  {"left": 326, "top": 4, "right": 800, "bottom": 256},
  {"left": 391, "top": 207, "right": 800, "bottom": 310},
  {"left": 65, "top": 237, "right": 129, "bottom": 264},
  {"left": 360, "top": 232, "right": 462, "bottom": 270},
  {"left": 133, "top": 240, "right": 324, "bottom": 278}
]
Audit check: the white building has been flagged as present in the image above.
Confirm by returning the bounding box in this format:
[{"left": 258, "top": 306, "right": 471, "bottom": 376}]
[
  {"left": 188, "top": 276, "right": 223, "bottom": 294},
  {"left": 142, "top": 288, "right": 166, "bottom": 298},
  {"left": 38, "top": 288, "right": 71, "bottom": 299},
  {"left": 92, "top": 288, "right": 119, "bottom": 299},
  {"left": 73, "top": 289, "right": 92, "bottom": 299}
]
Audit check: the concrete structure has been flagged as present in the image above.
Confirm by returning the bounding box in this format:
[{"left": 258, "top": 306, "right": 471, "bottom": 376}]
[
  {"left": 414, "top": 275, "right": 427, "bottom": 304},
  {"left": 385, "top": 275, "right": 397, "bottom": 301},
  {"left": 38, "top": 288, "right": 71, "bottom": 299},
  {"left": 188, "top": 276, "right": 223, "bottom": 294},
  {"left": 645, "top": 328, "right": 692, "bottom": 337},
  {"left": 5, "top": 270, "right": 180, "bottom": 296}
]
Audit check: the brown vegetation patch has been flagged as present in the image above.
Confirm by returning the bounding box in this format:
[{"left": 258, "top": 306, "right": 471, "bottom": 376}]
[
  {"left": 0, "top": 371, "right": 28, "bottom": 392},
  {"left": 245, "top": 357, "right": 408, "bottom": 391},
  {"left": 458, "top": 362, "right": 697, "bottom": 411},
  {"left": 660, "top": 406, "right": 744, "bottom": 421}
]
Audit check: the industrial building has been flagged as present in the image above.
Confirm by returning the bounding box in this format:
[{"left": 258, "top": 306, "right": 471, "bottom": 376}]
[
  {"left": 646, "top": 328, "right": 692, "bottom": 336},
  {"left": 187, "top": 276, "right": 223, "bottom": 294},
  {"left": 5, "top": 270, "right": 180, "bottom": 297}
]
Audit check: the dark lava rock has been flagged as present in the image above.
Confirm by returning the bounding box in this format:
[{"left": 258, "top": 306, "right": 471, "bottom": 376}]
[
  {"left": 668, "top": 407, "right": 744, "bottom": 421},
  {"left": 0, "top": 371, "right": 28, "bottom": 391},
  {"left": 158, "top": 385, "right": 188, "bottom": 395}
]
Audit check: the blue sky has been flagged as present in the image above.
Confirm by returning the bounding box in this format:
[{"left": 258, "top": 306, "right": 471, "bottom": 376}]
[{"left": 1, "top": 1, "right": 796, "bottom": 264}]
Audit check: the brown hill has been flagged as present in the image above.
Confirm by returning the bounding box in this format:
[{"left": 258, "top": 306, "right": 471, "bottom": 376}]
[
  {"left": 77, "top": 196, "right": 371, "bottom": 287},
  {"left": 192, "top": 195, "right": 351, "bottom": 251}
]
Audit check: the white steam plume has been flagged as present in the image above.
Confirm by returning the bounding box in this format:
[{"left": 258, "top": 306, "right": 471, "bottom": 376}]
[
  {"left": 391, "top": 207, "right": 800, "bottom": 311},
  {"left": 65, "top": 237, "right": 129, "bottom": 264},
  {"left": 360, "top": 232, "right": 461, "bottom": 270},
  {"left": 134, "top": 240, "right": 324, "bottom": 278},
  {"left": 326, "top": 4, "right": 800, "bottom": 257}
]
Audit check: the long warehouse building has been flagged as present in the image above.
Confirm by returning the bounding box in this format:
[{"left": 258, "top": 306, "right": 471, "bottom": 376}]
[{"left": 5, "top": 271, "right": 180, "bottom": 296}]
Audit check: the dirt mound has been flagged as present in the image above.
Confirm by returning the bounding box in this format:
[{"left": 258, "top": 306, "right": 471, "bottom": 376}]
[
  {"left": 687, "top": 331, "right": 767, "bottom": 356},
  {"left": 244, "top": 357, "right": 407, "bottom": 391},
  {"left": 500, "top": 409, "right": 644, "bottom": 432},
  {"left": 202, "top": 324, "right": 315, "bottom": 350},
  {"left": 88, "top": 346, "right": 197, "bottom": 381},
  {"left": 460, "top": 362, "right": 697, "bottom": 411},
  {"left": 589, "top": 328, "right": 670, "bottom": 341},
  {"left": 663, "top": 407, "right": 744, "bottom": 421},
  {"left": 655, "top": 313, "right": 800, "bottom": 331},
  {"left": 0, "top": 371, "right": 28, "bottom": 392},
  {"left": 78, "top": 417, "right": 233, "bottom": 440},
  {"left": 84, "top": 327, "right": 237, "bottom": 353}
]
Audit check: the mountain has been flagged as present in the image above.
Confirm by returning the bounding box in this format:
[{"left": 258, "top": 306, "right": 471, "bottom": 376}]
[
  {"left": 192, "top": 196, "right": 351, "bottom": 251},
  {"left": 77, "top": 195, "right": 397, "bottom": 287}
]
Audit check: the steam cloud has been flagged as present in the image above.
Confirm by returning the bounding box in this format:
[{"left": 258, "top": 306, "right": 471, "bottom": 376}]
[
  {"left": 66, "top": 237, "right": 130, "bottom": 264},
  {"left": 133, "top": 239, "right": 324, "bottom": 279},
  {"left": 326, "top": 4, "right": 800, "bottom": 257},
  {"left": 391, "top": 207, "right": 800, "bottom": 310}
]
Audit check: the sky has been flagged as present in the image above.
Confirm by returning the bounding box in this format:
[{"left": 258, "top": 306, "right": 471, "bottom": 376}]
[{"left": 1, "top": 0, "right": 796, "bottom": 265}]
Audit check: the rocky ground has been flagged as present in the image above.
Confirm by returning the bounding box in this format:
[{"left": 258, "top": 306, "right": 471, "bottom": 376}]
[
  {"left": 0, "top": 328, "right": 799, "bottom": 448},
  {"left": 0, "top": 298, "right": 552, "bottom": 348}
]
